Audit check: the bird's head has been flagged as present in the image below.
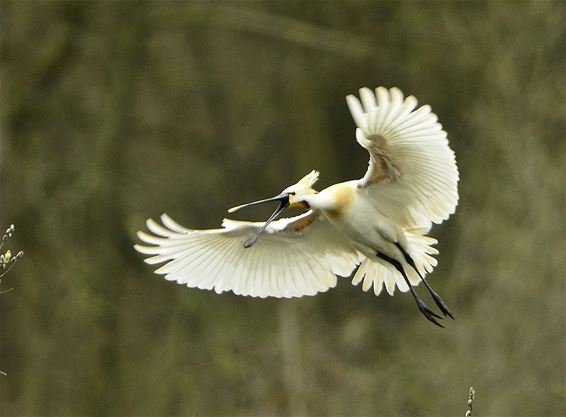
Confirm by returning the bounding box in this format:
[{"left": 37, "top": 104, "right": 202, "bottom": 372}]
[
  {"left": 228, "top": 170, "right": 319, "bottom": 247},
  {"left": 283, "top": 170, "right": 319, "bottom": 209}
]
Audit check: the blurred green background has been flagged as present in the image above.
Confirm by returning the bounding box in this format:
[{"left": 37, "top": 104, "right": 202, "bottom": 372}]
[{"left": 1, "top": 1, "right": 564, "bottom": 416}]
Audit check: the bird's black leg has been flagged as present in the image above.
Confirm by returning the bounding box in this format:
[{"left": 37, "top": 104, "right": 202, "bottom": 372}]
[
  {"left": 376, "top": 252, "right": 444, "bottom": 327},
  {"left": 394, "top": 243, "right": 454, "bottom": 319}
]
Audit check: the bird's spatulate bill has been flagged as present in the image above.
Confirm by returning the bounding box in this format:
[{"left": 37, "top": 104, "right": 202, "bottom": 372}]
[
  {"left": 228, "top": 192, "right": 290, "bottom": 248},
  {"left": 228, "top": 193, "right": 288, "bottom": 214},
  {"left": 244, "top": 199, "right": 289, "bottom": 247}
]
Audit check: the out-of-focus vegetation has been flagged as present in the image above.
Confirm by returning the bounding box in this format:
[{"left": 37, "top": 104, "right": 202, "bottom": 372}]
[
  {"left": 0, "top": 1, "right": 564, "bottom": 416},
  {"left": 0, "top": 224, "right": 24, "bottom": 286}
]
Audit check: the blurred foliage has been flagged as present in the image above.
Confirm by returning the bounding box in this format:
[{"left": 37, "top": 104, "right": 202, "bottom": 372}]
[{"left": 0, "top": 1, "right": 564, "bottom": 416}]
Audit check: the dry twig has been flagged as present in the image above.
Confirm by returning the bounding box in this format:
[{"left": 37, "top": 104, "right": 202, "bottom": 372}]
[{"left": 465, "top": 386, "right": 475, "bottom": 417}]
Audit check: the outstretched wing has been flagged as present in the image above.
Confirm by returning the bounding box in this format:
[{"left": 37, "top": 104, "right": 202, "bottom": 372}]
[
  {"left": 134, "top": 212, "right": 361, "bottom": 298},
  {"left": 346, "top": 87, "right": 459, "bottom": 229}
]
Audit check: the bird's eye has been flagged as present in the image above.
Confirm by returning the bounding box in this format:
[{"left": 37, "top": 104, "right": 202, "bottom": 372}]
[{"left": 289, "top": 192, "right": 295, "bottom": 196}]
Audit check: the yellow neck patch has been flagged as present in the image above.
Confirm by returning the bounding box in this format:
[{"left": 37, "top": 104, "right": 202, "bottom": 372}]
[{"left": 324, "top": 184, "right": 354, "bottom": 220}]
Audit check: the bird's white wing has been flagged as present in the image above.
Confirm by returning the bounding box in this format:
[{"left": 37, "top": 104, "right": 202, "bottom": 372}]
[
  {"left": 134, "top": 212, "right": 361, "bottom": 298},
  {"left": 346, "top": 87, "right": 459, "bottom": 229}
]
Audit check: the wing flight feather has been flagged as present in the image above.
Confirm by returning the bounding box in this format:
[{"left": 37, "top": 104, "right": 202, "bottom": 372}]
[
  {"left": 346, "top": 87, "right": 459, "bottom": 228},
  {"left": 134, "top": 212, "right": 361, "bottom": 298}
]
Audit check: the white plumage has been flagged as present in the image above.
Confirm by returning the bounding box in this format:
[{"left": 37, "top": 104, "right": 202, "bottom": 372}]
[
  {"left": 136, "top": 212, "right": 360, "bottom": 298},
  {"left": 135, "top": 86, "right": 459, "bottom": 326}
]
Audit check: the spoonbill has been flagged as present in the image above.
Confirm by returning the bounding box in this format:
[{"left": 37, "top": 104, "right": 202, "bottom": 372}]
[{"left": 134, "top": 87, "right": 459, "bottom": 326}]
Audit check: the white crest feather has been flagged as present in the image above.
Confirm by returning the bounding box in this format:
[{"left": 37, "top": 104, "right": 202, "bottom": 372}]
[{"left": 296, "top": 170, "right": 319, "bottom": 190}]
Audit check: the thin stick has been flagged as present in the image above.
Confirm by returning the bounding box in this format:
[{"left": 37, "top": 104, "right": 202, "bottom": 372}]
[{"left": 465, "top": 386, "right": 475, "bottom": 417}]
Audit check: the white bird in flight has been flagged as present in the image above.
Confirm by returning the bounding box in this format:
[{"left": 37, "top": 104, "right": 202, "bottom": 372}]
[{"left": 135, "top": 86, "right": 459, "bottom": 327}]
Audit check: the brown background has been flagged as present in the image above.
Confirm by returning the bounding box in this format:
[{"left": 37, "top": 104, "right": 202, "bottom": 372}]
[{"left": 1, "top": 1, "right": 564, "bottom": 416}]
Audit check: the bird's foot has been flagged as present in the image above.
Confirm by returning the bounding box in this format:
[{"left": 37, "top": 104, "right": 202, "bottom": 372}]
[
  {"left": 429, "top": 290, "right": 454, "bottom": 320},
  {"left": 417, "top": 300, "right": 444, "bottom": 328}
]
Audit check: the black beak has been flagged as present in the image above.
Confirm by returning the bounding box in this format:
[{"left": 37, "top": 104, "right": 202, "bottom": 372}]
[{"left": 228, "top": 192, "right": 290, "bottom": 248}]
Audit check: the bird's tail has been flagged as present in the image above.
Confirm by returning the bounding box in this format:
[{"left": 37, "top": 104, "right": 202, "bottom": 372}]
[
  {"left": 351, "top": 230, "right": 438, "bottom": 296},
  {"left": 405, "top": 230, "right": 439, "bottom": 277}
]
